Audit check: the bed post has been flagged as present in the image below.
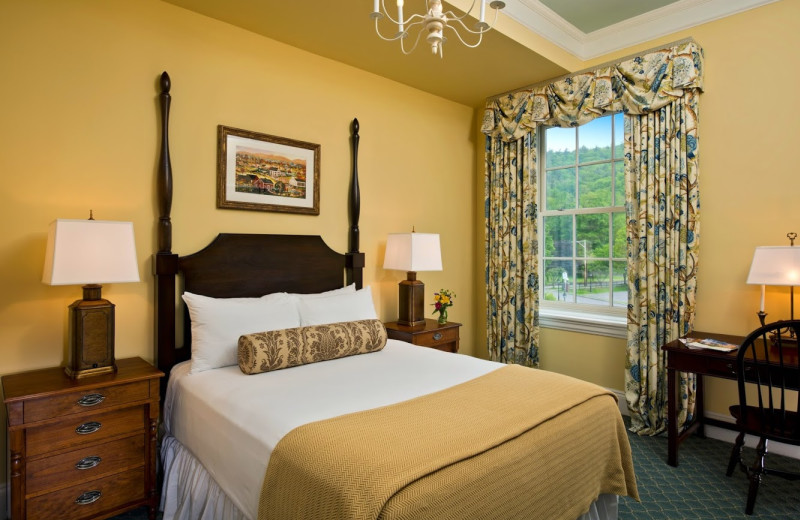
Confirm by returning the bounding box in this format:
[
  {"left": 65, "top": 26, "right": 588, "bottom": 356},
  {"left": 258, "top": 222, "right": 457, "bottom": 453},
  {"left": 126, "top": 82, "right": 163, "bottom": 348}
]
[
  {"left": 155, "top": 71, "right": 179, "bottom": 376},
  {"left": 346, "top": 118, "right": 365, "bottom": 289}
]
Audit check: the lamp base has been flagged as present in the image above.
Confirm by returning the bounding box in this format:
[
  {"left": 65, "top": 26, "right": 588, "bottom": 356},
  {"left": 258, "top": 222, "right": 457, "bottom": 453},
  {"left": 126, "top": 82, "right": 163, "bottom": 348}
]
[
  {"left": 65, "top": 284, "right": 117, "bottom": 379},
  {"left": 397, "top": 272, "right": 425, "bottom": 327}
]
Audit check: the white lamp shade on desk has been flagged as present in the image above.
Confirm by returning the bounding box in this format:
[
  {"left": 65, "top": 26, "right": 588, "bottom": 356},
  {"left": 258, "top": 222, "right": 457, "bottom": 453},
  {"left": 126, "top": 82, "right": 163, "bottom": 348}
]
[
  {"left": 746, "top": 246, "right": 800, "bottom": 286},
  {"left": 42, "top": 219, "right": 140, "bottom": 285},
  {"left": 383, "top": 233, "right": 442, "bottom": 272}
]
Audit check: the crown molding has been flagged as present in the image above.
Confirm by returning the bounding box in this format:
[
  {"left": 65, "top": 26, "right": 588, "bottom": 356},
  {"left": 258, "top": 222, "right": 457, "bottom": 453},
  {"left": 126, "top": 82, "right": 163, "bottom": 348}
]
[{"left": 503, "top": 0, "right": 780, "bottom": 60}]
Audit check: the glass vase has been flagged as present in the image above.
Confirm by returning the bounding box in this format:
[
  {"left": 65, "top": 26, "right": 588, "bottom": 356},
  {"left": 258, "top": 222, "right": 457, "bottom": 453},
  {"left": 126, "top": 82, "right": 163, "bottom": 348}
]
[{"left": 437, "top": 308, "right": 448, "bottom": 325}]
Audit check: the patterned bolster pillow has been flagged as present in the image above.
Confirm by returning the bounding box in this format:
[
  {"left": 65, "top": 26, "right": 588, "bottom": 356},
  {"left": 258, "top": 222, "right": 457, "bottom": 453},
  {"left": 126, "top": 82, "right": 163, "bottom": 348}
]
[{"left": 238, "top": 319, "right": 388, "bottom": 375}]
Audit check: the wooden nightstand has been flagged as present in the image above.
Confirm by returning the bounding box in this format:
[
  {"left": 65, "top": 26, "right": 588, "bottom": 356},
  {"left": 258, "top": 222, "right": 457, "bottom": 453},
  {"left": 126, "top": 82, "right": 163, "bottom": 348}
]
[
  {"left": 2, "top": 357, "right": 163, "bottom": 520},
  {"left": 384, "top": 319, "right": 461, "bottom": 353}
]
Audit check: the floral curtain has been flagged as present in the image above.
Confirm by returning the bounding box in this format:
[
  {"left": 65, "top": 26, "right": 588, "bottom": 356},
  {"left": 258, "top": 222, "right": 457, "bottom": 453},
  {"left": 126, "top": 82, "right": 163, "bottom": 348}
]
[
  {"left": 624, "top": 93, "right": 700, "bottom": 435},
  {"left": 482, "top": 40, "right": 703, "bottom": 432},
  {"left": 484, "top": 130, "right": 540, "bottom": 366}
]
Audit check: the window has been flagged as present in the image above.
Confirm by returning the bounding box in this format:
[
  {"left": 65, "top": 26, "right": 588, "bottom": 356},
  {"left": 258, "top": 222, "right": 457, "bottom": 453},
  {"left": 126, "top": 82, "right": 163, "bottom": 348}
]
[{"left": 539, "top": 113, "right": 627, "bottom": 335}]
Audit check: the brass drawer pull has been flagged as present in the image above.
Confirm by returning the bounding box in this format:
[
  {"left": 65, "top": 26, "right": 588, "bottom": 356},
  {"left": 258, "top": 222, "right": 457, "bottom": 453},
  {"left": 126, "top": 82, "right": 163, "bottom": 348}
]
[
  {"left": 75, "top": 456, "right": 102, "bottom": 470},
  {"left": 433, "top": 332, "right": 443, "bottom": 341},
  {"left": 77, "top": 393, "right": 106, "bottom": 407},
  {"left": 75, "top": 490, "right": 102, "bottom": 505},
  {"left": 75, "top": 421, "right": 102, "bottom": 435}
]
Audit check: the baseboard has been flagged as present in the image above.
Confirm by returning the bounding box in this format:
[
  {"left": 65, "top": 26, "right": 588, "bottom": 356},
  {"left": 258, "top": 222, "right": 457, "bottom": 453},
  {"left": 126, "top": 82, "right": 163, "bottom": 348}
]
[{"left": 609, "top": 388, "right": 800, "bottom": 461}]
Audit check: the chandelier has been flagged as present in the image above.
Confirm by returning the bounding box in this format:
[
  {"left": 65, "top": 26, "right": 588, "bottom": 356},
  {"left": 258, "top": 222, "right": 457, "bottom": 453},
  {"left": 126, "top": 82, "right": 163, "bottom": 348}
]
[{"left": 371, "top": 1, "right": 506, "bottom": 58}]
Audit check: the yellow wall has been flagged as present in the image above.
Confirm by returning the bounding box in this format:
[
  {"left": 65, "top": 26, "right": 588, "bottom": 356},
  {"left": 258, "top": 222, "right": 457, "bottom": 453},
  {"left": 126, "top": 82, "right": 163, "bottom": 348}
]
[
  {"left": 0, "top": 0, "right": 477, "bottom": 486},
  {"left": 483, "top": 0, "right": 800, "bottom": 416}
]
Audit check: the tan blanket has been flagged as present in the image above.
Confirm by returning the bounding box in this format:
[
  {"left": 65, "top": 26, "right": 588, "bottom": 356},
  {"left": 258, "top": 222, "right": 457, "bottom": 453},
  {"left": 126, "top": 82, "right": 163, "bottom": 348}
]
[{"left": 259, "top": 365, "right": 638, "bottom": 520}]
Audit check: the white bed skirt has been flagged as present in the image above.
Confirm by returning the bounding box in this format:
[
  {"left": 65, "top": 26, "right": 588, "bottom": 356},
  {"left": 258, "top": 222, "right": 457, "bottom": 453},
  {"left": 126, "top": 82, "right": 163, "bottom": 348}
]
[{"left": 160, "top": 434, "right": 619, "bottom": 520}]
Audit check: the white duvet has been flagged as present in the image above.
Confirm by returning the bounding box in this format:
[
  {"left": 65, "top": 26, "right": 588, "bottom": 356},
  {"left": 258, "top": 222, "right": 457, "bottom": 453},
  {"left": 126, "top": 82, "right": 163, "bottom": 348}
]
[{"left": 163, "top": 339, "right": 502, "bottom": 519}]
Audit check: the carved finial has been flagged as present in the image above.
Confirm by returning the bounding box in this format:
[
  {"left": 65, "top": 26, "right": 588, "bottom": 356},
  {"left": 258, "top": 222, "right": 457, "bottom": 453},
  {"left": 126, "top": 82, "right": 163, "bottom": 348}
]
[
  {"left": 160, "top": 71, "right": 171, "bottom": 93},
  {"left": 88, "top": 210, "right": 94, "bottom": 220},
  {"left": 353, "top": 118, "right": 359, "bottom": 134},
  {"left": 788, "top": 232, "right": 797, "bottom": 246}
]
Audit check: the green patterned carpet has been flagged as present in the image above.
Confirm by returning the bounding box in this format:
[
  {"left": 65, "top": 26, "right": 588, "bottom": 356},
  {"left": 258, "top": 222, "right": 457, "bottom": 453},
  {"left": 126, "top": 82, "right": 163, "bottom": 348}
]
[
  {"left": 619, "top": 421, "right": 800, "bottom": 519},
  {"left": 116, "top": 421, "right": 799, "bottom": 520}
]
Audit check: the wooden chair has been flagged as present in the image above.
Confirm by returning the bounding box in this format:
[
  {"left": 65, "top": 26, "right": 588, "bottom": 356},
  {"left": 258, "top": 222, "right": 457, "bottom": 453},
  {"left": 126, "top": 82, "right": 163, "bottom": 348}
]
[{"left": 725, "top": 319, "right": 800, "bottom": 515}]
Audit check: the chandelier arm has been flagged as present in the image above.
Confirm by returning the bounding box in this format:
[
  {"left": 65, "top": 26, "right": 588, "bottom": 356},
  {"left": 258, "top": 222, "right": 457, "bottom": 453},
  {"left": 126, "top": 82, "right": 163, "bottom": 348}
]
[
  {"left": 400, "top": 26, "right": 426, "bottom": 55},
  {"left": 379, "top": 0, "right": 428, "bottom": 26},
  {"left": 374, "top": 17, "right": 403, "bottom": 41},
  {"left": 445, "top": 24, "right": 485, "bottom": 48},
  {"left": 446, "top": 8, "right": 500, "bottom": 35}
]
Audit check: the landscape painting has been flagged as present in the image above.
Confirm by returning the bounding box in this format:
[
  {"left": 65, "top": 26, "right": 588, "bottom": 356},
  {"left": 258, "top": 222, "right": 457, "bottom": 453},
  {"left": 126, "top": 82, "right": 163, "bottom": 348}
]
[{"left": 217, "top": 125, "right": 320, "bottom": 214}]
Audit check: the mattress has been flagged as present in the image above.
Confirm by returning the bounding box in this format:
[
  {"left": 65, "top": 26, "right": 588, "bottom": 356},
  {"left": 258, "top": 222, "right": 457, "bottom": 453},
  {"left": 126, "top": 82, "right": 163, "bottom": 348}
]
[{"left": 162, "top": 339, "right": 503, "bottom": 518}]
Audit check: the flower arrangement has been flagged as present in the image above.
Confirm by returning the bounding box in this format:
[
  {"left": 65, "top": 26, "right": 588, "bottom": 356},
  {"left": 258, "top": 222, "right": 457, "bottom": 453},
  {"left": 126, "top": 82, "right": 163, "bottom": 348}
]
[{"left": 432, "top": 289, "right": 455, "bottom": 325}]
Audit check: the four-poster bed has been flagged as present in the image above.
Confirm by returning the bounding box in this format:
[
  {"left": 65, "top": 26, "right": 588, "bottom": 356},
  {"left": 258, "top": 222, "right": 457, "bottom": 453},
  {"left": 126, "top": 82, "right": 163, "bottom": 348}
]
[{"left": 153, "top": 72, "right": 637, "bottom": 520}]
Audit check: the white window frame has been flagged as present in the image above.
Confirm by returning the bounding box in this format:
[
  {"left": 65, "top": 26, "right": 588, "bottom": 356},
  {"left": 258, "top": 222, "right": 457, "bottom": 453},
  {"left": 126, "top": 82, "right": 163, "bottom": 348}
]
[{"left": 537, "top": 114, "right": 627, "bottom": 339}]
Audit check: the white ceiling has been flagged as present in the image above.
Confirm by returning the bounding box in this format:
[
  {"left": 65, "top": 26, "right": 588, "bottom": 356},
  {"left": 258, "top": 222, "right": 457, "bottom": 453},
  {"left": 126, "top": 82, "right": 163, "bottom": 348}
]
[{"left": 162, "top": 0, "right": 778, "bottom": 106}]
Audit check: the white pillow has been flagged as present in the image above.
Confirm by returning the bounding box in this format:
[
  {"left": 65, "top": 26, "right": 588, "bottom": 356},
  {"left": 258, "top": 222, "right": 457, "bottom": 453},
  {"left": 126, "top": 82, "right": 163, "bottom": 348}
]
[
  {"left": 290, "top": 283, "right": 356, "bottom": 302},
  {"left": 297, "top": 286, "right": 378, "bottom": 326},
  {"left": 182, "top": 291, "right": 300, "bottom": 374}
]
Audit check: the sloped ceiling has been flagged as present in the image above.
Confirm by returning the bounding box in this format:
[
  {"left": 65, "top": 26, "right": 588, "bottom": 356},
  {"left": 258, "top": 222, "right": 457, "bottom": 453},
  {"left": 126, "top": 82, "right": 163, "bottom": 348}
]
[{"left": 162, "top": 0, "right": 778, "bottom": 107}]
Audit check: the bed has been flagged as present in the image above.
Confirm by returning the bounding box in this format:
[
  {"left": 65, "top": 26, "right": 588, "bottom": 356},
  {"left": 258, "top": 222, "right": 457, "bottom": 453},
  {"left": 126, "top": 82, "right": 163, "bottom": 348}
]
[{"left": 153, "top": 72, "right": 638, "bottom": 520}]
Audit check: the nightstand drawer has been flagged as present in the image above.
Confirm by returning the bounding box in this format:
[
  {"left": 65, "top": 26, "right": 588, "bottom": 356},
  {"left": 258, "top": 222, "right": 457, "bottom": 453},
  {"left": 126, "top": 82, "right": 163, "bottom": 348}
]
[
  {"left": 27, "top": 435, "right": 145, "bottom": 495},
  {"left": 27, "top": 466, "right": 144, "bottom": 520},
  {"left": 24, "top": 381, "right": 150, "bottom": 423},
  {"left": 414, "top": 327, "right": 458, "bottom": 347},
  {"left": 27, "top": 407, "right": 143, "bottom": 457}
]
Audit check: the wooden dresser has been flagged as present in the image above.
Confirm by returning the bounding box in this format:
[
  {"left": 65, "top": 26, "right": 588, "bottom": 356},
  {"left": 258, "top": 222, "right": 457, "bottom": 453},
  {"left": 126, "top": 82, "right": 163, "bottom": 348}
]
[
  {"left": 384, "top": 319, "right": 461, "bottom": 353},
  {"left": 2, "top": 357, "right": 163, "bottom": 520}
]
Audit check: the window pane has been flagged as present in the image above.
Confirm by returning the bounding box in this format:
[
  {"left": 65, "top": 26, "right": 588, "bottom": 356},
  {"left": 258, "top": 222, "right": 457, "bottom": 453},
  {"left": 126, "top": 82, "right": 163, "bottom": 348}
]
[
  {"left": 546, "top": 168, "right": 576, "bottom": 210},
  {"left": 576, "top": 213, "right": 608, "bottom": 258},
  {"left": 543, "top": 259, "right": 574, "bottom": 303},
  {"left": 614, "top": 160, "right": 625, "bottom": 207},
  {"left": 578, "top": 163, "right": 612, "bottom": 208},
  {"left": 579, "top": 116, "right": 611, "bottom": 163},
  {"left": 543, "top": 215, "right": 573, "bottom": 257},
  {"left": 612, "top": 212, "right": 626, "bottom": 258},
  {"left": 613, "top": 112, "right": 624, "bottom": 158},
  {"left": 545, "top": 127, "right": 575, "bottom": 168},
  {"left": 612, "top": 261, "right": 627, "bottom": 308},
  {"left": 577, "top": 260, "right": 610, "bottom": 307}
]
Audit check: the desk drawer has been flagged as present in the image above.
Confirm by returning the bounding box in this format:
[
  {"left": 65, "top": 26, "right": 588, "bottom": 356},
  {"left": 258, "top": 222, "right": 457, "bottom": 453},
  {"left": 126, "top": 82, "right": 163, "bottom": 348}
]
[
  {"left": 24, "top": 381, "right": 149, "bottom": 423},
  {"left": 703, "top": 357, "right": 737, "bottom": 378},
  {"left": 27, "top": 407, "right": 143, "bottom": 457},
  {"left": 27, "top": 435, "right": 145, "bottom": 495},
  {"left": 27, "top": 467, "right": 144, "bottom": 520}
]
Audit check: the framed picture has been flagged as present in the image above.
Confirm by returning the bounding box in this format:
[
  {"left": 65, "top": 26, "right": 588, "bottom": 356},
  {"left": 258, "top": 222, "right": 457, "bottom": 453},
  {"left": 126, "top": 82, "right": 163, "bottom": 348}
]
[{"left": 217, "top": 125, "right": 320, "bottom": 214}]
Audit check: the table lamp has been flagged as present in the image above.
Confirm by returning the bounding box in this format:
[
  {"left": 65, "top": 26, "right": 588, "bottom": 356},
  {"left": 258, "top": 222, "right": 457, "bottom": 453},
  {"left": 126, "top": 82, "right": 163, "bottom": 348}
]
[
  {"left": 42, "top": 216, "right": 140, "bottom": 378},
  {"left": 383, "top": 231, "right": 442, "bottom": 327},
  {"left": 746, "top": 232, "right": 800, "bottom": 331}
]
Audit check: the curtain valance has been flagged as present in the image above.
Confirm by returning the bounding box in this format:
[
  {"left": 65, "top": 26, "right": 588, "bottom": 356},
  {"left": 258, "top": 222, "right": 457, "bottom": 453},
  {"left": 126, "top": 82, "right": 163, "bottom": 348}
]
[{"left": 482, "top": 40, "right": 704, "bottom": 141}]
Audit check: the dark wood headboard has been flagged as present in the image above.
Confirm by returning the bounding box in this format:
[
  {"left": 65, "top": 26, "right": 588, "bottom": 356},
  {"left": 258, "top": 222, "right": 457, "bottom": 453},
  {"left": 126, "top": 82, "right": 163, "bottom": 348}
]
[{"left": 153, "top": 72, "right": 365, "bottom": 377}]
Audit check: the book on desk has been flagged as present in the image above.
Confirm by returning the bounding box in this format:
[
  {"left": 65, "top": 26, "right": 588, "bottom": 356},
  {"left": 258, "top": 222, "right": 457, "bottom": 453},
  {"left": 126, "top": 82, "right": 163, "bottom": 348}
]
[{"left": 681, "top": 337, "right": 739, "bottom": 352}]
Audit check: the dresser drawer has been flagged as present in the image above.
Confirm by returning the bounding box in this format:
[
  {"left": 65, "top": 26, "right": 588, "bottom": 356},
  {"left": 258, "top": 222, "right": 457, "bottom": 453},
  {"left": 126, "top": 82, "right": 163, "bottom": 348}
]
[
  {"left": 27, "top": 466, "right": 144, "bottom": 520},
  {"left": 414, "top": 327, "right": 458, "bottom": 348},
  {"left": 27, "top": 407, "right": 143, "bottom": 457},
  {"left": 27, "top": 435, "right": 145, "bottom": 495},
  {"left": 24, "top": 381, "right": 150, "bottom": 423}
]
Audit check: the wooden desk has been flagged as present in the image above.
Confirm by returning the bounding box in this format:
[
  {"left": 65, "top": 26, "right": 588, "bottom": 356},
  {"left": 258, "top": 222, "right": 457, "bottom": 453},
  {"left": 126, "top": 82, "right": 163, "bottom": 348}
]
[{"left": 662, "top": 331, "right": 799, "bottom": 467}]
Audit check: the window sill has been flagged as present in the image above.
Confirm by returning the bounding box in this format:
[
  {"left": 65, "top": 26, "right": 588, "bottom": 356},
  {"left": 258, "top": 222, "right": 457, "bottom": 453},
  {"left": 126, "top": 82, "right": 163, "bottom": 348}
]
[{"left": 539, "top": 308, "right": 627, "bottom": 339}]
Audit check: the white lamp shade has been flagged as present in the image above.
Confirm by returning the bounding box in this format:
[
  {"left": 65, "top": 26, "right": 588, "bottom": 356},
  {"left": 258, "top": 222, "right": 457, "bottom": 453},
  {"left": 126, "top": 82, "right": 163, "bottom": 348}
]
[
  {"left": 42, "top": 219, "right": 140, "bottom": 285},
  {"left": 383, "top": 232, "right": 442, "bottom": 272},
  {"left": 746, "top": 246, "right": 800, "bottom": 286}
]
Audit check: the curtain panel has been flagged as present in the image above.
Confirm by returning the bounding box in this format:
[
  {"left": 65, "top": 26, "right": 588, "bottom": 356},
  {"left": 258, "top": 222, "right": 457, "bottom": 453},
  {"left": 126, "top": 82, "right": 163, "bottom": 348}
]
[{"left": 482, "top": 40, "right": 703, "bottom": 433}]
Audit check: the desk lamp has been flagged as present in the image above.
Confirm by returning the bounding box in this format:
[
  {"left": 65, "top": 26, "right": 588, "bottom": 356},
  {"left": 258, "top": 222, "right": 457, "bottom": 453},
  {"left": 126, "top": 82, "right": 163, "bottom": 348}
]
[
  {"left": 746, "top": 232, "right": 800, "bottom": 335},
  {"left": 42, "top": 215, "right": 140, "bottom": 378},
  {"left": 383, "top": 231, "right": 442, "bottom": 327}
]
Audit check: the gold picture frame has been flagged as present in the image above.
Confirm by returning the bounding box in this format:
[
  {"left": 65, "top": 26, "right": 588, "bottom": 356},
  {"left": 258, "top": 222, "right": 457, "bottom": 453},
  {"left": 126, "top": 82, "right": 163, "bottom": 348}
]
[{"left": 216, "top": 125, "right": 320, "bottom": 215}]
